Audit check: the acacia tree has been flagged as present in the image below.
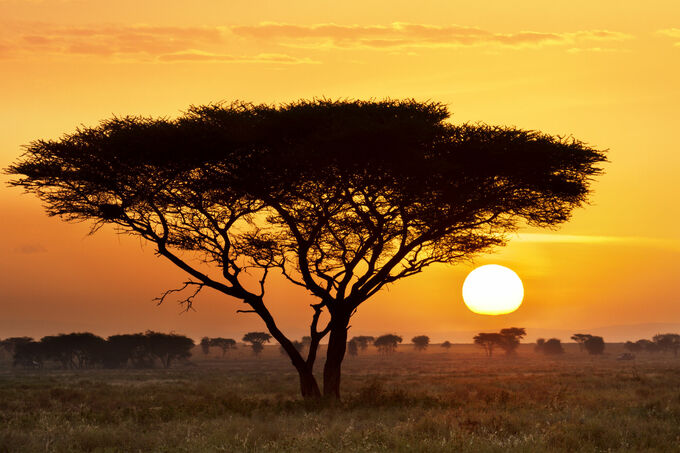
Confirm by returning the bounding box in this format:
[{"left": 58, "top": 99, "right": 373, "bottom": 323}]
[
  {"left": 473, "top": 333, "right": 504, "bottom": 357},
  {"left": 242, "top": 332, "right": 271, "bottom": 356},
  {"left": 653, "top": 333, "right": 680, "bottom": 356},
  {"left": 583, "top": 335, "right": 605, "bottom": 355},
  {"left": 374, "top": 334, "right": 402, "bottom": 355},
  {"left": 571, "top": 333, "right": 592, "bottom": 352},
  {"left": 210, "top": 337, "right": 237, "bottom": 356},
  {"left": 499, "top": 327, "right": 527, "bottom": 355},
  {"left": 200, "top": 337, "right": 211, "bottom": 356},
  {"left": 6, "top": 99, "right": 606, "bottom": 399},
  {"left": 412, "top": 335, "right": 430, "bottom": 351}
]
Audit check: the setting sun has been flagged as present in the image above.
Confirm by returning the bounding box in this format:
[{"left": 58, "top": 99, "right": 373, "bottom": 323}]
[{"left": 462, "top": 264, "right": 524, "bottom": 315}]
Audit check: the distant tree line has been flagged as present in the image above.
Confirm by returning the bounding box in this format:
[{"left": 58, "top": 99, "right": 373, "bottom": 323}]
[
  {"left": 473, "top": 328, "right": 527, "bottom": 357},
  {"left": 624, "top": 334, "right": 680, "bottom": 356},
  {"left": 570, "top": 333, "right": 605, "bottom": 355},
  {"left": 200, "top": 337, "right": 237, "bottom": 356},
  {"left": 2, "top": 332, "right": 194, "bottom": 369}
]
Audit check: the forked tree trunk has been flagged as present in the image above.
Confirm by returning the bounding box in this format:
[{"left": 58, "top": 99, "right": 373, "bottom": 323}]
[
  {"left": 297, "top": 367, "right": 321, "bottom": 398},
  {"left": 323, "top": 320, "right": 349, "bottom": 399}
]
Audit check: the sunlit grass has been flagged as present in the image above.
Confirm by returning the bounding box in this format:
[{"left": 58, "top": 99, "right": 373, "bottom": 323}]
[{"left": 1, "top": 345, "right": 679, "bottom": 452}]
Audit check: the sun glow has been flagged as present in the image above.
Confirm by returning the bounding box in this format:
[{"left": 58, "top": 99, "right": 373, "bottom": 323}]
[{"left": 462, "top": 264, "right": 524, "bottom": 315}]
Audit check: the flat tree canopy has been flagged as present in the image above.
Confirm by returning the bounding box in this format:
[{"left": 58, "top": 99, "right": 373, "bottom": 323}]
[{"left": 6, "top": 99, "right": 606, "bottom": 399}]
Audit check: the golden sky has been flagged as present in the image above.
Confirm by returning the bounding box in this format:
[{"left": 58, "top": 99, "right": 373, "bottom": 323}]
[{"left": 1, "top": 0, "right": 679, "bottom": 342}]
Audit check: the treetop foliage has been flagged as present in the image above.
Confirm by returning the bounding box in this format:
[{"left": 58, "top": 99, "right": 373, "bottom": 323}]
[{"left": 7, "top": 99, "right": 606, "bottom": 308}]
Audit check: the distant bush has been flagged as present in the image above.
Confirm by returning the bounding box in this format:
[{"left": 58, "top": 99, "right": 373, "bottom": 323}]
[
  {"left": 441, "top": 341, "right": 452, "bottom": 350},
  {"left": 242, "top": 332, "right": 272, "bottom": 356},
  {"left": 374, "top": 334, "right": 402, "bottom": 355},
  {"left": 535, "top": 338, "right": 564, "bottom": 355},
  {"left": 584, "top": 335, "right": 605, "bottom": 355},
  {"left": 210, "top": 338, "right": 237, "bottom": 356},
  {"left": 349, "top": 336, "right": 375, "bottom": 354},
  {"left": 412, "top": 335, "right": 430, "bottom": 351}
]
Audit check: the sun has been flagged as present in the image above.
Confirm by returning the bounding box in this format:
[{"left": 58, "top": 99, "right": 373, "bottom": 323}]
[{"left": 462, "top": 264, "right": 524, "bottom": 315}]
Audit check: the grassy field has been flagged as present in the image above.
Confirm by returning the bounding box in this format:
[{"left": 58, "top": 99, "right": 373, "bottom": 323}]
[{"left": 1, "top": 344, "right": 679, "bottom": 452}]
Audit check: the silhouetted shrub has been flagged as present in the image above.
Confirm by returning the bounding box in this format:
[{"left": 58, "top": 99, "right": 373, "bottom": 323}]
[
  {"left": 412, "top": 335, "right": 430, "bottom": 351},
  {"left": 536, "top": 338, "right": 564, "bottom": 355},
  {"left": 374, "top": 334, "right": 402, "bottom": 355},
  {"left": 242, "top": 332, "right": 271, "bottom": 356},
  {"left": 210, "top": 337, "right": 237, "bottom": 356},
  {"left": 584, "top": 336, "right": 605, "bottom": 355}
]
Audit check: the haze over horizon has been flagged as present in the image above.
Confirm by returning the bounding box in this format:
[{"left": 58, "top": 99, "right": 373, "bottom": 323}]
[{"left": 1, "top": 0, "right": 679, "bottom": 341}]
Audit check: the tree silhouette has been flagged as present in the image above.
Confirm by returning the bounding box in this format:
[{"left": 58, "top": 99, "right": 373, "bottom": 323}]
[
  {"left": 347, "top": 339, "right": 359, "bottom": 357},
  {"left": 653, "top": 333, "right": 680, "bottom": 356},
  {"left": 374, "top": 334, "right": 402, "bottom": 355},
  {"left": 144, "top": 331, "right": 195, "bottom": 368},
  {"left": 535, "top": 338, "right": 564, "bottom": 355},
  {"left": 349, "top": 336, "right": 375, "bottom": 353},
  {"left": 412, "top": 335, "right": 430, "bottom": 351},
  {"left": 6, "top": 99, "right": 606, "bottom": 399},
  {"left": 210, "top": 337, "right": 237, "bottom": 357},
  {"left": 0, "top": 337, "right": 33, "bottom": 356},
  {"left": 242, "top": 332, "right": 271, "bottom": 356},
  {"left": 571, "top": 333, "right": 592, "bottom": 352},
  {"left": 200, "top": 337, "right": 211, "bottom": 356},
  {"left": 441, "top": 340, "right": 452, "bottom": 351},
  {"left": 583, "top": 335, "right": 605, "bottom": 355},
  {"left": 499, "top": 327, "right": 526, "bottom": 355},
  {"left": 473, "top": 333, "right": 505, "bottom": 357}
]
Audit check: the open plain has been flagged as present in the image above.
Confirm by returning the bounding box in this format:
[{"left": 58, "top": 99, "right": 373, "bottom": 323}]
[{"left": 1, "top": 343, "right": 679, "bottom": 452}]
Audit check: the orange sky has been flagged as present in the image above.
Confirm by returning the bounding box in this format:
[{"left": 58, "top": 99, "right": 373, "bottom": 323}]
[{"left": 1, "top": 0, "right": 679, "bottom": 342}]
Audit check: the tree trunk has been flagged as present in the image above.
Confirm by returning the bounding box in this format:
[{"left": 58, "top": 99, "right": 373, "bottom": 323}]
[
  {"left": 297, "top": 366, "right": 321, "bottom": 398},
  {"left": 323, "top": 320, "right": 348, "bottom": 399}
]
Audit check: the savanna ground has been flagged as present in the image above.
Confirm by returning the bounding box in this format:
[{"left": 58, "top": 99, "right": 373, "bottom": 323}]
[{"left": 1, "top": 343, "right": 679, "bottom": 452}]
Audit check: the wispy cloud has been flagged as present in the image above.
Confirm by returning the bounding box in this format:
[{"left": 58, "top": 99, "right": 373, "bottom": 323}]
[
  {"left": 232, "top": 22, "right": 632, "bottom": 51},
  {"left": 0, "top": 23, "right": 314, "bottom": 63},
  {"left": 514, "top": 233, "right": 680, "bottom": 250},
  {"left": 657, "top": 28, "right": 680, "bottom": 46},
  {"left": 0, "top": 21, "right": 633, "bottom": 61},
  {"left": 158, "top": 50, "right": 317, "bottom": 64}
]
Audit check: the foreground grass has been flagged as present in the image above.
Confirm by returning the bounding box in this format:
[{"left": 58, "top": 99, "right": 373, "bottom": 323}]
[{"left": 1, "top": 349, "right": 679, "bottom": 452}]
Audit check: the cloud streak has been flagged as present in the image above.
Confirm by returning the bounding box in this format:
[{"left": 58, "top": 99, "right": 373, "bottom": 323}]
[
  {"left": 514, "top": 233, "right": 680, "bottom": 251},
  {"left": 0, "top": 21, "right": 633, "bottom": 62},
  {"left": 0, "top": 23, "right": 313, "bottom": 63},
  {"left": 657, "top": 28, "right": 680, "bottom": 46},
  {"left": 232, "top": 22, "right": 632, "bottom": 50}
]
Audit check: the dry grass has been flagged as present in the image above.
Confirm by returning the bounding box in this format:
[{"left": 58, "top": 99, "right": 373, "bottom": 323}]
[{"left": 1, "top": 344, "right": 679, "bottom": 452}]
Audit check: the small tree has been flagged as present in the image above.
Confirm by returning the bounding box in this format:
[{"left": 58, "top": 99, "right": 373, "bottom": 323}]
[
  {"left": 12, "top": 341, "right": 45, "bottom": 368},
  {"left": 536, "top": 338, "right": 564, "bottom": 355},
  {"left": 105, "top": 333, "right": 153, "bottom": 368},
  {"left": 441, "top": 340, "right": 452, "bottom": 351},
  {"left": 473, "top": 333, "right": 505, "bottom": 357},
  {"left": 0, "top": 337, "right": 34, "bottom": 357},
  {"left": 374, "top": 334, "right": 402, "bottom": 355},
  {"left": 412, "top": 335, "right": 430, "bottom": 351},
  {"left": 350, "top": 336, "right": 375, "bottom": 353},
  {"left": 499, "top": 327, "right": 526, "bottom": 355},
  {"left": 347, "top": 339, "right": 359, "bottom": 357},
  {"left": 653, "top": 333, "right": 680, "bottom": 356},
  {"left": 583, "top": 335, "right": 605, "bottom": 355},
  {"left": 210, "top": 337, "right": 237, "bottom": 357},
  {"left": 145, "top": 331, "right": 195, "bottom": 368},
  {"left": 243, "top": 332, "right": 272, "bottom": 356},
  {"left": 571, "top": 333, "right": 593, "bottom": 352},
  {"left": 200, "top": 337, "right": 211, "bottom": 356}
]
